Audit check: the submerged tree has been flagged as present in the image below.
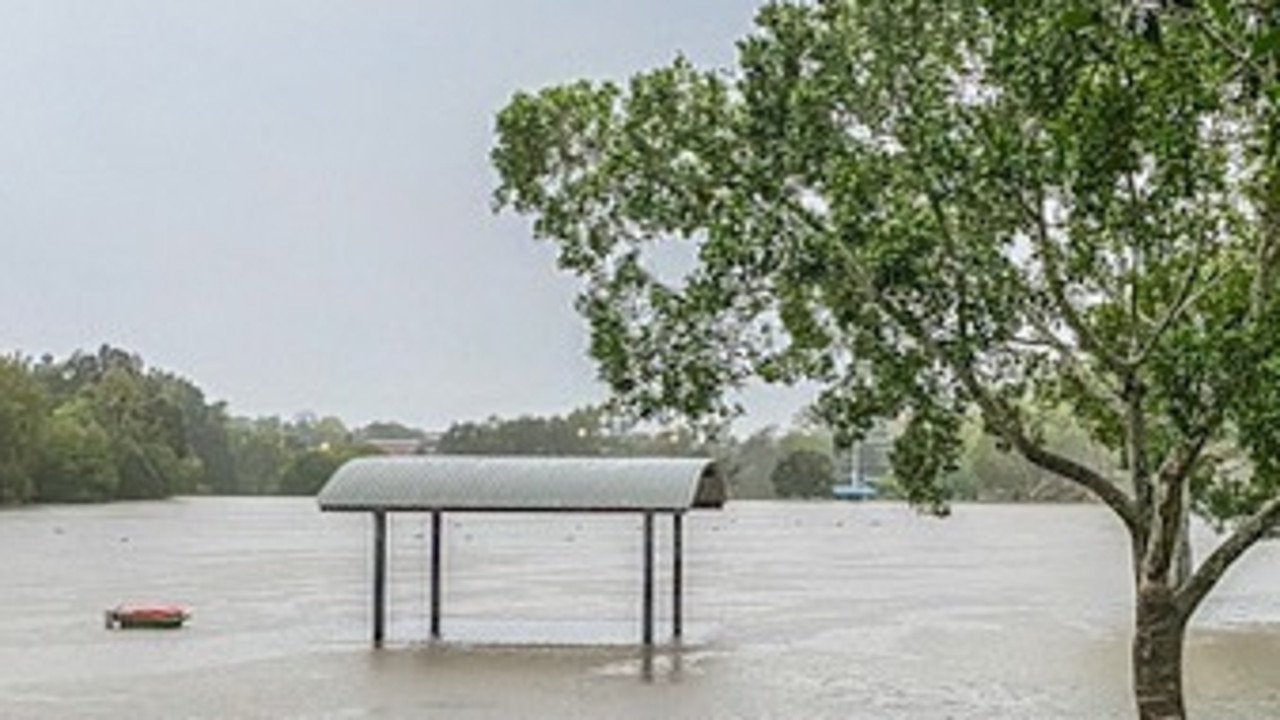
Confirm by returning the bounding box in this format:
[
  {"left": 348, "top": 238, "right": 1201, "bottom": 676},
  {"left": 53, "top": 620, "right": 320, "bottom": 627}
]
[
  {"left": 772, "top": 447, "right": 837, "bottom": 498},
  {"left": 492, "top": 2, "right": 1280, "bottom": 717}
]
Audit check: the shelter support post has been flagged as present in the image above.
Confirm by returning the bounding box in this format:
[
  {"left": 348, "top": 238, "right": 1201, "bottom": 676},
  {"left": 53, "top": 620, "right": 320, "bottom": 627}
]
[
  {"left": 430, "top": 510, "right": 442, "bottom": 639},
  {"left": 673, "top": 511, "right": 684, "bottom": 640},
  {"left": 642, "top": 511, "right": 655, "bottom": 647},
  {"left": 373, "top": 510, "right": 387, "bottom": 647}
]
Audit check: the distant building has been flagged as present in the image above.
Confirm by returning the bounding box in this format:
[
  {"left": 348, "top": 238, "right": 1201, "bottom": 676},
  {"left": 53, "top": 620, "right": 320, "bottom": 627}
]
[
  {"left": 832, "top": 425, "right": 891, "bottom": 501},
  {"left": 363, "top": 431, "right": 443, "bottom": 456},
  {"left": 359, "top": 429, "right": 444, "bottom": 456},
  {"left": 419, "top": 431, "right": 442, "bottom": 454},
  {"left": 364, "top": 438, "right": 424, "bottom": 456}
]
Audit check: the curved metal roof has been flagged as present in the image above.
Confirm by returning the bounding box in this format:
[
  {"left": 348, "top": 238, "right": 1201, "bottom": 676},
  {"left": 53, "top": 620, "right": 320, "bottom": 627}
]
[{"left": 317, "top": 455, "right": 726, "bottom": 512}]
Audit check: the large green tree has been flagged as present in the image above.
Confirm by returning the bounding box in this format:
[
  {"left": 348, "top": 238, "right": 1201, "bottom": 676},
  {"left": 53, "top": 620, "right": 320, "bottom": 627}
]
[
  {"left": 0, "top": 356, "right": 47, "bottom": 504},
  {"left": 492, "top": 2, "right": 1280, "bottom": 717},
  {"left": 28, "top": 345, "right": 205, "bottom": 500},
  {"left": 85, "top": 364, "right": 198, "bottom": 499}
]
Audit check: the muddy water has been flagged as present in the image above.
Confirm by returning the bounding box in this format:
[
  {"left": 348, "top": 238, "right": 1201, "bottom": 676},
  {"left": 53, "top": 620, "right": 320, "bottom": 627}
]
[{"left": 1, "top": 499, "right": 1278, "bottom": 719}]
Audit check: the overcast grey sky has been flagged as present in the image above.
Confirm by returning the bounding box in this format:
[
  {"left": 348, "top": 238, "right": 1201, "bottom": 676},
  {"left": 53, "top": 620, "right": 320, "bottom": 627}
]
[{"left": 0, "top": 0, "right": 811, "bottom": 431}]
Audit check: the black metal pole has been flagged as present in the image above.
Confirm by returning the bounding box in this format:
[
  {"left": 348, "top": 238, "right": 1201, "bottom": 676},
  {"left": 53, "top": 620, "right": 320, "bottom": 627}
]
[
  {"left": 373, "top": 511, "right": 387, "bottom": 647},
  {"left": 642, "top": 511, "right": 655, "bottom": 647},
  {"left": 430, "top": 510, "right": 442, "bottom": 639},
  {"left": 673, "top": 511, "right": 684, "bottom": 640}
]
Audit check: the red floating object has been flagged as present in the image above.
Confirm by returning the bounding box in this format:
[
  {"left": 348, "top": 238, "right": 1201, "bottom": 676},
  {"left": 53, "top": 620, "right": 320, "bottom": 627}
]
[{"left": 104, "top": 604, "right": 191, "bottom": 630}]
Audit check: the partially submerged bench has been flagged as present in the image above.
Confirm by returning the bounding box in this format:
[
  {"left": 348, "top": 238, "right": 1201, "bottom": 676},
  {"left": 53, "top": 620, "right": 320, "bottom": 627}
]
[{"left": 317, "top": 455, "right": 726, "bottom": 647}]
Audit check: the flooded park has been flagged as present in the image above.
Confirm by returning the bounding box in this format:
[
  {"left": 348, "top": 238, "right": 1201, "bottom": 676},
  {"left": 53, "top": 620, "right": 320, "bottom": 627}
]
[{"left": 2, "top": 498, "right": 1280, "bottom": 719}]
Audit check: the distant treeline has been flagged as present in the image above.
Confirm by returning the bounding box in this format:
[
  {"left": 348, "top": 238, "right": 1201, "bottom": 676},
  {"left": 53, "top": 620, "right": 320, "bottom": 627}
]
[
  {"left": 0, "top": 346, "right": 823, "bottom": 504},
  {"left": 433, "top": 406, "right": 848, "bottom": 499},
  {"left": 0, "top": 346, "right": 1103, "bottom": 506},
  {"left": 424, "top": 404, "right": 1107, "bottom": 503},
  {"left": 0, "top": 346, "right": 383, "bottom": 504}
]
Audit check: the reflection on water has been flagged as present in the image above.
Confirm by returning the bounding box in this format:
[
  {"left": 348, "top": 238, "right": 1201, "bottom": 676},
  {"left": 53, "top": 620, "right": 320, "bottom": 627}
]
[{"left": 1, "top": 498, "right": 1279, "bottom": 719}]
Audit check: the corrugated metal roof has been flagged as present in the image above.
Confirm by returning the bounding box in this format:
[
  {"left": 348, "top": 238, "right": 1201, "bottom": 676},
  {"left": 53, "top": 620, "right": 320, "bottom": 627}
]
[{"left": 316, "top": 456, "right": 726, "bottom": 512}]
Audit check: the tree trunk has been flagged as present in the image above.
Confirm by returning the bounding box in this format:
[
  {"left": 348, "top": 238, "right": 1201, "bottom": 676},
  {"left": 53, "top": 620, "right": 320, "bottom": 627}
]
[{"left": 1133, "top": 583, "right": 1188, "bottom": 720}]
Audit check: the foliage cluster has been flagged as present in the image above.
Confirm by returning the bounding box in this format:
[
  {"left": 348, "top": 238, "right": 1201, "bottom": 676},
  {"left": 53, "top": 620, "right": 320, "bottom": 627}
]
[
  {"left": 0, "top": 347, "right": 218, "bottom": 503},
  {"left": 437, "top": 405, "right": 710, "bottom": 458},
  {"left": 771, "top": 448, "right": 837, "bottom": 498},
  {"left": 0, "top": 346, "right": 388, "bottom": 504},
  {"left": 440, "top": 408, "right": 849, "bottom": 499}
]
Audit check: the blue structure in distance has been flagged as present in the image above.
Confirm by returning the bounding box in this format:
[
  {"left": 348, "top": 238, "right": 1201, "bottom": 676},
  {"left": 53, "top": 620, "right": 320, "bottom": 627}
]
[
  {"left": 832, "top": 432, "right": 889, "bottom": 501},
  {"left": 831, "top": 481, "right": 878, "bottom": 501}
]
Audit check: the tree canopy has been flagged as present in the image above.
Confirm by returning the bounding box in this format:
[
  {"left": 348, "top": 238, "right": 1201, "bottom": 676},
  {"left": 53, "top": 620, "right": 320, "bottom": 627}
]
[
  {"left": 0, "top": 346, "right": 389, "bottom": 503},
  {"left": 492, "top": 2, "right": 1280, "bottom": 716},
  {"left": 0, "top": 356, "right": 47, "bottom": 503},
  {"left": 436, "top": 405, "right": 712, "bottom": 458},
  {"left": 772, "top": 448, "right": 837, "bottom": 498}
]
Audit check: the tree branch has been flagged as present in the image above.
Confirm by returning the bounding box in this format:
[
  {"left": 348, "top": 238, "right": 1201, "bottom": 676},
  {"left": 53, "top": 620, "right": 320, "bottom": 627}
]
[
  {"left": 1130, "top": 261, "right": 1217, "bottom": 367},
  {"left": 990, "top": 393, "right": 1142, "bottom": 535},
  {"left": 910, "top": 175, "right": 1140, "bottom": 534},
  {"left": 921, "top": 176, "right": 1141, "bottom": 530},
  {"left": 1024, "top": 311, "right": 1128, "bottom": 410},
  {"left": 1017, "top": 189, "right": 1130, "bottom": 377},
  {"left": 1253, "top": 169, "right": 1280, "bottom": 317},
  {"left": 1141, "top": 433, "right": 1210, "bottom": 586},
  {"left": 1127, "top": 376, "right": 1153, "bottom": 526},
  {"left": 1177, "top": 493, "right": 1280, "bottom": 620},
  {"left": 1189, "top": 11, "right": 1253, "bottom": 75},
  {"left": 1124, "top": 171, "right": 1143, "bottom": 365},
  {"left": 795, "top": 144, "right": 1140, "bottom": 535},
  {"left": 881, "top": 294, "right": 1143, "bottom": 535}
]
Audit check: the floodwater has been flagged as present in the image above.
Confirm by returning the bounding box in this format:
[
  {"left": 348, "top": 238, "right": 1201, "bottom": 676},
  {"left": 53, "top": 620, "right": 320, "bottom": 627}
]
[{"left": 2, "top": 499, "right": 1279, "bottom": 719}]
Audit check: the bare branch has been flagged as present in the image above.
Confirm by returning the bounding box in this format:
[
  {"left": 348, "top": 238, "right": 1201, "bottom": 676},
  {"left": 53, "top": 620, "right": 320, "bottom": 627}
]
[
  {"left": 1124, "top": 171, "right": 1144, "bottom": 367},
  {"left": 967, "top": 371, "right": 1141, "bottom": 530},
  {"left": 1141, "top": 434, "right": 1211, "bottom": 585},
  {"left": 1178, "top": 493, "right": 1280, "bottom": 620},
  {"left": 1254, "top": 174, "right": 1280, "bottom": 317},
  {"left": 1128, "top": 378, "right": 1153, "bottom": 523}
]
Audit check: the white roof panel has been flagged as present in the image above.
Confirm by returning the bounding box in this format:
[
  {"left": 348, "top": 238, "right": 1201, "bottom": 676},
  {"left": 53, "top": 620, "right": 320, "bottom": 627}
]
[{"left": 317, "top": 455, "right": 726, "bottom": 512}]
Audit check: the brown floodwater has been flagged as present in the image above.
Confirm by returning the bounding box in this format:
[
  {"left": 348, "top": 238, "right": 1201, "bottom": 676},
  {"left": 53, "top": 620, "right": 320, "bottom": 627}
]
[{"left": 1, "top": 498, "right": 1278, "bottom": 719}]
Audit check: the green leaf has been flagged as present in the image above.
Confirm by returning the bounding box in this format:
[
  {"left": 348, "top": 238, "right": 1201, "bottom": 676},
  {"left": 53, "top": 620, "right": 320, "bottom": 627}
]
[
  {"left": 1252, "top": 29, "right": 1280, "bottom": 58},
  {"left": 1059, "top": 7, "right": 1095, "bottom": 33}
]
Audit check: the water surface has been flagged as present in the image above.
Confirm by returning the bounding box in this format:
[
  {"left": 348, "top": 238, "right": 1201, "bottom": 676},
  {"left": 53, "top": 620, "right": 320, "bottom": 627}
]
[{"left": 2, "top": 499, "right": 1278, "bottom": 719}]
